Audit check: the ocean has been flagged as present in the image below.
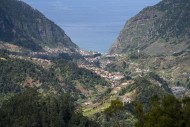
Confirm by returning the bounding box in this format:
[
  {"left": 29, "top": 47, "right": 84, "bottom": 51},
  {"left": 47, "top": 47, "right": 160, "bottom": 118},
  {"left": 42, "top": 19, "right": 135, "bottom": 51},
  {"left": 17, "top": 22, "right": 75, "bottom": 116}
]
[{"left": 22, "top": 0, "right": 160, "bottom": 53}]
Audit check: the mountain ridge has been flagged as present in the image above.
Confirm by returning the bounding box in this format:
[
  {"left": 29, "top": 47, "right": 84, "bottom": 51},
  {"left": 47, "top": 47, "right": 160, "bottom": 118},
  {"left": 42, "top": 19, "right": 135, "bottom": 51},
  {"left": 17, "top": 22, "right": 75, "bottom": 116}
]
[
  {"left": 109, "top": 0, "right": 190, "bottom": 56},
  {"left": 0, "top": 0, "right": 78, "bottom": 52}
]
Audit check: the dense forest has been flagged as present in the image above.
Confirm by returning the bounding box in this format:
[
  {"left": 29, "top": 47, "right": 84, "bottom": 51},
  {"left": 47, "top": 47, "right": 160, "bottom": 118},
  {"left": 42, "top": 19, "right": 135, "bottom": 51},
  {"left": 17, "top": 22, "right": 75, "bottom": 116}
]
[
  {"left": 135, "top": 95, "right": 190, "bottom": 127},
  {"left": 0, "top": 57, "right": 60, "bottom": 93},
  {"left": 53, "top": 60, "right": 109, "bottom": 91},
  {"left": 1, "top": 89, "right": 190, "bottom": 127},
  {"left": 99, "top": 95, "right": 190, "bottom": 127},
  {"left": 0, "top": 89, "right": 99, "bottom": 127}
]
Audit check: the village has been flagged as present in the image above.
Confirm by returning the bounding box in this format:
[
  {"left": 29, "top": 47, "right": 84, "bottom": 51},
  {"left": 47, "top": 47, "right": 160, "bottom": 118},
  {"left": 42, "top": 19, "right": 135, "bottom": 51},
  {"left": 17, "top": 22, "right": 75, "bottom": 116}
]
[{"left": 78, "top": 64, "right": 125, "bottom": 83}]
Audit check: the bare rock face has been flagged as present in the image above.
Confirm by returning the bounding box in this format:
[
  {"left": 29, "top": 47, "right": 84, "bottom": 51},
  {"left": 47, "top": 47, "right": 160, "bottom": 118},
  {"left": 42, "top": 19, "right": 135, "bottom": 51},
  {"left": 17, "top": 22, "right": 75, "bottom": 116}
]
[
  {"left": 109, "top": 0, "right": 190, "bottom": 56},
  {"left": 0, "top": 0, "right": 78, "bottom": 52}
]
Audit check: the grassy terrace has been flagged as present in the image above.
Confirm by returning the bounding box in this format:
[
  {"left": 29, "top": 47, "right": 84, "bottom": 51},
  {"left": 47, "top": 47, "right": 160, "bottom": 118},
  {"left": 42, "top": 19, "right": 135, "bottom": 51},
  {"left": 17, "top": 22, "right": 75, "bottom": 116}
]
[{"left": 83, "top": 102, "right": 110, "bottom": 117}]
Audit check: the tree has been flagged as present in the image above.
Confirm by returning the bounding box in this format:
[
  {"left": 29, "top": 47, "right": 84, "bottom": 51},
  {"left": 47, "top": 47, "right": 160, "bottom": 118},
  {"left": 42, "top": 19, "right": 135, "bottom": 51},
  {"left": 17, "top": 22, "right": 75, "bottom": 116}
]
[
  {"left": 135, "top": 102, "right": 144, "bottom": 127},
  {"left": 0, "top": 89, "right": 99, "bottom": 127},
  {"left": 135, "top": 95, "right": 190, "bottom": 127},
  {"left": 104, "top": 100, "right": 126, "bottom": 127}
]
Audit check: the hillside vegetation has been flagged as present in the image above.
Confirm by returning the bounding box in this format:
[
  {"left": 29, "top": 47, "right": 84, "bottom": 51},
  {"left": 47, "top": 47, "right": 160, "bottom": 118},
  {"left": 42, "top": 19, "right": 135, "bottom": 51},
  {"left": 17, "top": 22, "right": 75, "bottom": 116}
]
[
  {"left": 0, "top": 52, "right": 109, "bottom": 106},
  {"left": 0, "top": 89, "right": 99, "bottom": 127},
  {"left": 109, "top": 0, "right": 190, "bottom": 56},
  {"left": 135, "top": 95, "right": 190, "bottom": 127},
  {"left": 0, "top": 0, "right": 78, "bottom": 52}
]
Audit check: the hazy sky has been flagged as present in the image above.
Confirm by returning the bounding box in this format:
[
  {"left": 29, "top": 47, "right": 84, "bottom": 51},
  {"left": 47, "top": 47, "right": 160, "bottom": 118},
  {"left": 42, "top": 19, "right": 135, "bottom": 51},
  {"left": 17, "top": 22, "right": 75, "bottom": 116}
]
[{"left": 22, "top": 0, "right": 160, "bottom": 53}]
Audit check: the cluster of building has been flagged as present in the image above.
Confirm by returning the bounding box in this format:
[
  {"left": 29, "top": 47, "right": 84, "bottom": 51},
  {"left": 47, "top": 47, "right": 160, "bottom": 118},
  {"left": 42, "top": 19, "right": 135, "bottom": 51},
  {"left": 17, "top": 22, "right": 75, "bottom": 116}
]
[
  {"left": 9, "top": 54, "right": 52, "bottom": 68},
  {"left": 79, "top": 50, "right": 99, "bottom": 56},
  {"left": 44, "top": 46, "right": 72, "bottom": 54},
  {"left": 30, "top": 51, "right": 49, "bottom": 56},
  {"left": 78, "top": 64, "right": 125, "bottom": 83},
  {"left": 30, "top": 57, "right": 52, "bottom": 66},
  {"left": 0, "top": 57, "right": 6, "bottom": 60}
]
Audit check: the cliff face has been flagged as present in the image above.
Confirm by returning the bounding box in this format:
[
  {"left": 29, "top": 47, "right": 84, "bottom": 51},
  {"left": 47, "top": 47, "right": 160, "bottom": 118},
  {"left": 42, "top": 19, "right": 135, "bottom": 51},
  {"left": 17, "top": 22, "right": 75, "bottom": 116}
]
[
  {"left": 109, "top": 0, "right": 190, "bottom": 56},
  {"left": 0, "top": 0, "right": 78, "bottom": 52}
]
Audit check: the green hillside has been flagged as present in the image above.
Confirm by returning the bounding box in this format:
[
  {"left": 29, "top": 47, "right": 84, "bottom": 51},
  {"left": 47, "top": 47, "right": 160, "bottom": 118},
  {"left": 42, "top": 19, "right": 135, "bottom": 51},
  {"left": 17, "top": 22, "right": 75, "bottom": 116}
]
[
  {"left": 0, "top": 0, "right": 78, "bottom": 52},
  {"left": 109, "top": 0, "right": 190, "bottom": 56}
]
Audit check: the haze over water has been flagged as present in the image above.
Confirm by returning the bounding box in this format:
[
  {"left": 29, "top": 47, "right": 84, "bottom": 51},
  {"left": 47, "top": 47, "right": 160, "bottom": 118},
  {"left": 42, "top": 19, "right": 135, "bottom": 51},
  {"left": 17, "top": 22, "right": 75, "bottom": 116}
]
[{"left": 22, "top": 0, "right": 160, "bottom": 53}]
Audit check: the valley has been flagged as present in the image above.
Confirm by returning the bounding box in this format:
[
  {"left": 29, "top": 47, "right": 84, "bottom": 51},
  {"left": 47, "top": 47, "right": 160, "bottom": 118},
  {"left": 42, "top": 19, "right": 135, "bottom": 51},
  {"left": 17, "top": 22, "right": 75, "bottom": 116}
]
[
  {"left": 0, "top": 0, "right": 190, "bottom": 127},
  {"left": 79, "top": 52, "right": 190, "bottom": 118}
]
